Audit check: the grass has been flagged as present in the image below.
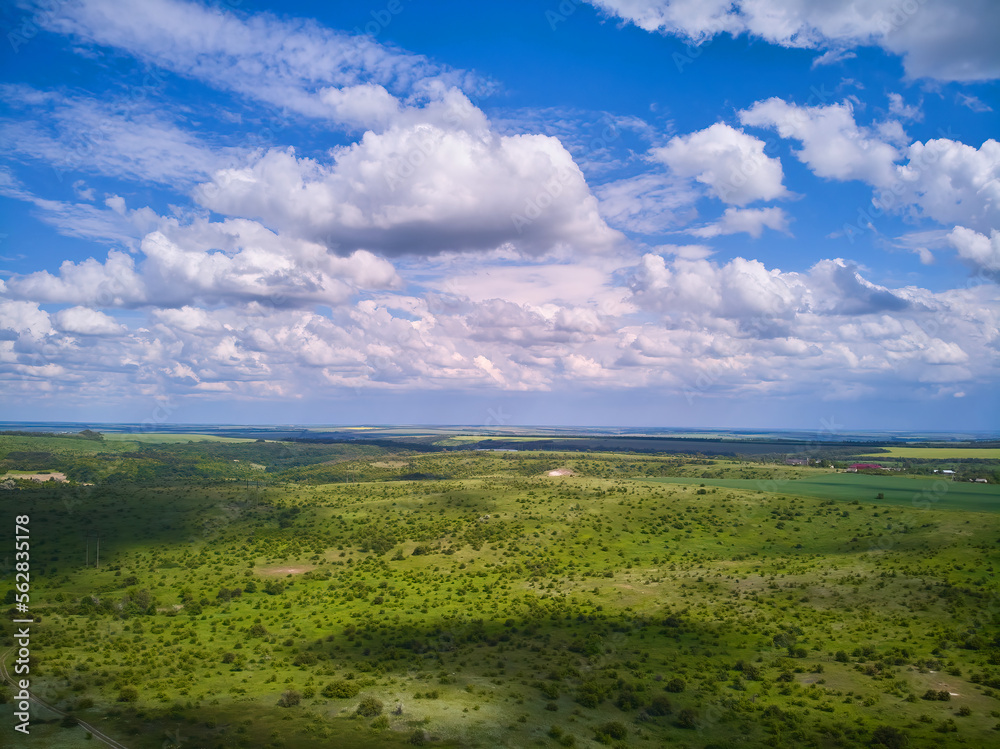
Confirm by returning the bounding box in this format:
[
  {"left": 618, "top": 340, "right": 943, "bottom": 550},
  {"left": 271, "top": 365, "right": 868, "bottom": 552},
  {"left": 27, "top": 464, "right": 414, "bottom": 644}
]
[
  {"left": 856, "top": 446, "right": 1000, "bottom": 459},
  {"left": 646, "top": 472, "right": 1000, "bottom": 512},
  {"left": 101, "top": 433, "right": 256, "bottom": 443},
  {"left": 1, "top": 445, "right": 999, "bottom": 748}
]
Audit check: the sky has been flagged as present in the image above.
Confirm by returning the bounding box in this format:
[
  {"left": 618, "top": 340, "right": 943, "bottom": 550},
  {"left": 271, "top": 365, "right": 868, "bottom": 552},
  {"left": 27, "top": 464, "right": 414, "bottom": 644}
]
[{"left": 0, "top": 0, "right": 998, "bottom": 431}]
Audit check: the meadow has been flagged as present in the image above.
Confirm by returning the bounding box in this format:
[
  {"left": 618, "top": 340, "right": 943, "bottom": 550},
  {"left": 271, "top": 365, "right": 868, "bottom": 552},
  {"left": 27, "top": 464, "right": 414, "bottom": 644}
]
[{"left": 1, "top": 433, "right": 999, "bottom": 748}]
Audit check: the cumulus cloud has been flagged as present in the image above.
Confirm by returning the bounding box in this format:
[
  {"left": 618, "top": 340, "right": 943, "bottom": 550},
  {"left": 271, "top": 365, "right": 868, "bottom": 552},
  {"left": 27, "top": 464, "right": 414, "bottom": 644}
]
[
  {"left": 1, "top": 249, "right": 996, "bottom": 406},
  {"left": 627, "top": 253, "right": 910, "bottom": 320},
  {"left": 947, "top": 226, "right": 1000, "bottom": 279},
  {"left": 649, "top": 123, "right": 790, "bottom": 205},
  {"left": 888, "top": 138, "right": 1000, "bottom": 232},
  {"left": 739, "top": 98, "right": 901, "bottom": 185},
  {"left": 2, "top": 218, "right": 402, "bottom": 309},
  {"left": 53, "top": 307, "right": 126, "bottom": 336},
  {"left": 195, "top": 117, "right": 622, "bottom": 256},
  {"left": 585, "top": 0, "right": 1000, "bottom": 82},
  {"left": 687, "top": 206, "right": 790, "bottom": 238},
  {"left": 741, "top": 98, "right": 1000, "bottom": 233}
]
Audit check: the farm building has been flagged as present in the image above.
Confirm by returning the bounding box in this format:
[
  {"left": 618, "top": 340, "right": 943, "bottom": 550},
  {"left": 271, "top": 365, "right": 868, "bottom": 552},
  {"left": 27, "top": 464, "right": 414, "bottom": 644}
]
[{"left": 846, "top": 463, "right": 884, "bottom": 472}]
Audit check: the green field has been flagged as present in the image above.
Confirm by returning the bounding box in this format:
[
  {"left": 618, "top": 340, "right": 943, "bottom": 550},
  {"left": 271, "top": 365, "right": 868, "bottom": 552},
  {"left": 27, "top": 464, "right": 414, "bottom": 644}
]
[
  {"left": 1, "top": 437, "right": 999, "bottom": 748},
  {"left": 101, "top": 432, "right": 255, "bottom": 444},
  {"left": 647, "top": 473, "right": 1000, "bottom": 512},
  {"left": 857, "top": 446, "right": 1000, "bottom": 459}
]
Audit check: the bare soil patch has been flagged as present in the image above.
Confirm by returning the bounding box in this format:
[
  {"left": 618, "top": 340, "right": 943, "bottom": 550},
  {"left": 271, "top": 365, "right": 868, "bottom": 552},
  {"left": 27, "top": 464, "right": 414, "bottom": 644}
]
[{"left": 257, "top": 565, "right": 314, "bottom": 576}]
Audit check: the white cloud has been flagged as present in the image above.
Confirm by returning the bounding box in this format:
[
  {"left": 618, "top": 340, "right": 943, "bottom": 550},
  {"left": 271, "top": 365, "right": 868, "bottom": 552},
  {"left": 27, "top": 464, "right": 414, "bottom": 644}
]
[
  {"left": 2, "top": 217, "right": 402, "bottom": 309},
  {"left": 40, "top": 0, "right": 475, "bottom": 131},
  {"left": 947, "top": 226, "right": 1000, "bottom": 279},
  {"left": 195, "top": 122, "right": 622, "bottom": 257},
  {"left": 887, "top": 93, "right": 922, "bottom": 121},
  {"left": 956, "top": 93, "right": 993, "bottom": 113},
  {"left": 888, "top": 138, "right": 1000, "bottom": 232},
  {"left": 53, "top": 307, "right": 126, "bottom": 336},
  {"left": 1, "top": 249, "right": 996, "bottom": 406},
  {"left": 585, "top": 0, "right": 1000, "bottom": 82},
  {"left": 0, "top": 85, "right": 235, "bottom": 185},
  {"left": 594, "top": 173, "right": 699, "bottom": 234},
  {"left": 0, "top": 301, "right": 53, "bottom": 339},
  {"left": 739, "top": 98, "right": 901, "bottom": 185},
  {"left": 741, "top": 98, "right": 1000, "bottom": 234},
  {"left": 649, "top": 123, "right": 789, "bottom": 205},
  {"left": 687, "top": 206, "right": 790, "bottom": 238}
]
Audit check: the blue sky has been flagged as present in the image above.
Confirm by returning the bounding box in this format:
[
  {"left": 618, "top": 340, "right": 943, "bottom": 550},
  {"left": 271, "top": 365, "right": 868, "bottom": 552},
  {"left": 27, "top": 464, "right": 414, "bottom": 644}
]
[{"left": 0, "top": 0, "right": 998, "bottom": 430}]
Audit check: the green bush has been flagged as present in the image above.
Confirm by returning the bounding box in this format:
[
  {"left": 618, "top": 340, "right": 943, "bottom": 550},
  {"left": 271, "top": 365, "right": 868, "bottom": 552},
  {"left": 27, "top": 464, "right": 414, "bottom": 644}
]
[
  {"left": 356, "top": 695, "right": 384, "bottom": 717},
  {"left": 646, "top": 695, "right": 673, "bottom": 716},
  {"left": 871, "top": 725, "right": 909, "bottom": 747},
  {"left": 676, "top": 708, "right": 698, "bottom": 729},
  {"left": 278, "top": 689, "right": 301, "bottom": 707},
  {"left": 322, "top": 680, "right": 360, "bottom": 699},
  {"left": 664, "top": 677, "right": 686, "bottom": 693},
  {"left": 594, "top": 720, "right": 628, "bottom": 741}
]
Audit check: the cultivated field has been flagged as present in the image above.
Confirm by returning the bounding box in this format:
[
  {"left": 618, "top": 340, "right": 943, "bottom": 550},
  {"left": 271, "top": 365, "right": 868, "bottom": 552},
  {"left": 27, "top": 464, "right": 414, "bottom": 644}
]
[{"left": 857, "top": 447, "right": 1000, "bottom": 460}]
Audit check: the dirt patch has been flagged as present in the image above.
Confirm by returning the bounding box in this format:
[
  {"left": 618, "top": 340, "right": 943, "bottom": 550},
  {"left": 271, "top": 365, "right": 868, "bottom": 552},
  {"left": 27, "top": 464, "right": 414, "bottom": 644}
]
[
  {"left": 546, "top": 468, "right": 575, "bottom": 477},
  {"left": 3, "top": 472, "right": 69, "bottom": 483},
  {"left": 257, "top": 565, "right": 314, "bottom": 576}
]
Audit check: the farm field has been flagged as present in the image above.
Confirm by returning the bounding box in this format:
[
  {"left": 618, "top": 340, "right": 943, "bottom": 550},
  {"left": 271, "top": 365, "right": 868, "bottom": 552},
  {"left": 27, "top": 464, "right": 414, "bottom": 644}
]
[
  {"left": 1, "top": 435, "right": 999, "bottom": 748},
  {"left": 857, "top": 447, "right": 1000, "bottom": 460}
]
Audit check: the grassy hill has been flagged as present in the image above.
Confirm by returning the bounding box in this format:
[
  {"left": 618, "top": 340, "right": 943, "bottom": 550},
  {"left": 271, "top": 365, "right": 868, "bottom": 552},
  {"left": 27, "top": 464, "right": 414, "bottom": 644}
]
[{"left": 1, "top": 441, "right": 999, "bottom": 748}]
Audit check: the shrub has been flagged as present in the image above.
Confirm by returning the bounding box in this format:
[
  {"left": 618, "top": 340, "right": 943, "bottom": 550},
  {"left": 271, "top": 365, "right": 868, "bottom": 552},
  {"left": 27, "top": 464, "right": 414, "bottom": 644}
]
[
  {"left": 278, "top": 689, "right": 301, "bottom": 707},
  {"left": 870, "top": 725, "right": 909, "bottom": 747},
  {"left": 371, "top": 714, "right": 390, "bottom": 730},
  {"left": 322, "top": 680, "right": 360, "bottom": 699},
  {"left": 646, "top": 695, "right": 673, "bottom": 716},
  {"left": 117, "top": 686, "right": 138, "bottom": 703},
  {"left": 263, "top": 579, "right": 285, "bottom": 595},
  {"left": 407, "top": 729, "right": 427, "bottom": 745},
  {"left": 676, "top": 708, "right": 698, "bottom": 729},
  {"left": 664, "top": 677, "right": 686, "bottom": 693},
  {"left": 356, "top": 696, "right": 384, "bottom": 717},
  {"left": 594, "top": 721, "right": 628, "bottom": 740}
]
